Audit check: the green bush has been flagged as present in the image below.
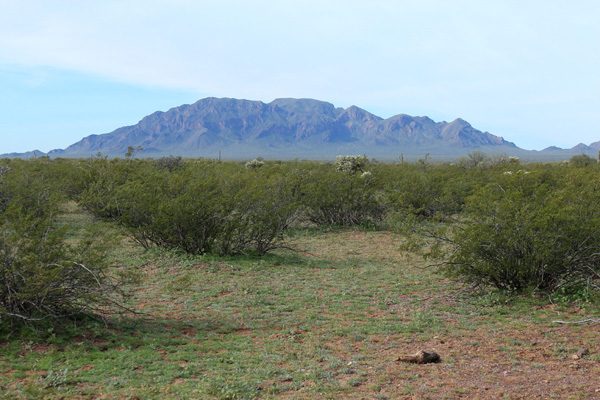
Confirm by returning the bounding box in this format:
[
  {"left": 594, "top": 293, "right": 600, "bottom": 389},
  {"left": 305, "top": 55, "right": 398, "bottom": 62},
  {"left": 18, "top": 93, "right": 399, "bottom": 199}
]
[
  {"left": 74, "top": 155, "right": 137, "bottom": 220},
  {"left": 220, "top": 166, "right": 301, "bottom": 254},
  {"left": 302, "top": 166, "right": 385, "bottom": 227},
  {"left": 438, "top": 167, "right": 600, "bottom": 292},
  {"left": 89, "top": 161, "right": 300, "bottom": 256},
  {"left": 381, "top": 163, "right": 480, "bottom": 220},
  {"left": 0, "top": 162, "right": 123, "bottom": 324},
  {"left": 569, "top": 153, "right": 596, "bottom": 168},
  {"left": 153, "top": 155, "right": 186, "bottom": 172}
]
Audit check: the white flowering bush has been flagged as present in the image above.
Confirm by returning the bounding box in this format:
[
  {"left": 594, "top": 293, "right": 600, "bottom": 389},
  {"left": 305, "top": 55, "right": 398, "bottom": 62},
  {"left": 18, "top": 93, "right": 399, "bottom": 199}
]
[
  {"left": 334, "top": 155, "right": 369, "bottom": 175},
  {"left": 245, "top": 158, "right": 265, "bottom": 170}
]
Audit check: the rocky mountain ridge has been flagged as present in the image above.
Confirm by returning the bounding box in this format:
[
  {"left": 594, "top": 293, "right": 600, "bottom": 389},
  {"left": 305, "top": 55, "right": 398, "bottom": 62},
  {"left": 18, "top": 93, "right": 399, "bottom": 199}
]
[{"left": 3, "top": 97, "right": 597, "bottom": 160}]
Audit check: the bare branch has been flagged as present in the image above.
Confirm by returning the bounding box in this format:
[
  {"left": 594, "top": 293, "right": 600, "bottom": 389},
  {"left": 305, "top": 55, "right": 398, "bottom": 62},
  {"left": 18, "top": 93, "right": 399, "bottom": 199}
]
[{"left": 553, "top": 318, "right": 600, "bottom": 325}]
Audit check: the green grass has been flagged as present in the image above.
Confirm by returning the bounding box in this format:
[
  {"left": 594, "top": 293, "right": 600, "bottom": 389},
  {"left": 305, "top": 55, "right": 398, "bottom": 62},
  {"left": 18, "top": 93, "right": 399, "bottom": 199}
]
[{"left": 2, "top": 218, "right": 600, "bottom": 399}]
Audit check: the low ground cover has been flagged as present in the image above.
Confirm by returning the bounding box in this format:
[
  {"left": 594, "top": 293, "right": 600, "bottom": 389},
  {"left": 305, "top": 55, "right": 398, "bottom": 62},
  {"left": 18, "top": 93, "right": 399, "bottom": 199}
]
[{"left": 2, "top": 227, "right": 599, "bottom": 399}]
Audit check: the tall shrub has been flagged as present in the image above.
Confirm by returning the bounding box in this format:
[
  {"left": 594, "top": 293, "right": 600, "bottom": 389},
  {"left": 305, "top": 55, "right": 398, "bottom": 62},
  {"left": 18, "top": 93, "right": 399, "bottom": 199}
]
[
  {"left": 0, "top": 163, "right": 123, "bottom": 323},
  {"left": 302, "top": 166, "right": 385, "bottom": 227},
  {"left": 103, "top": 162, "right": 300, "bottom": 256},
  {"left": 437, "top": 168, "right": 600, "bottom": 292}
]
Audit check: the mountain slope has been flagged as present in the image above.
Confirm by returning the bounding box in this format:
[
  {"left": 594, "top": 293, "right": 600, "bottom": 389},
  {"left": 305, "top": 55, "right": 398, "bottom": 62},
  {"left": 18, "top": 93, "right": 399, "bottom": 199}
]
[{"left": 37, "top": 97, "right": 518, "bottom": 159}]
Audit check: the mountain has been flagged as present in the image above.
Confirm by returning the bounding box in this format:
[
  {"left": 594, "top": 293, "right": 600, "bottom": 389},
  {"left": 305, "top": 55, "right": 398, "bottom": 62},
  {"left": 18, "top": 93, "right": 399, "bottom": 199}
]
[
  {"left": 1, "top": 97, "right": 554, "bottom": 160},
  {"left": 590, "top": 141, "right": 600, "bottom": 150},
  {"left": 540, "top": 141, "right": 600, "bottom": 156},
  {"left": 0, "top": 150, "right": 45, "bottom": 159}
]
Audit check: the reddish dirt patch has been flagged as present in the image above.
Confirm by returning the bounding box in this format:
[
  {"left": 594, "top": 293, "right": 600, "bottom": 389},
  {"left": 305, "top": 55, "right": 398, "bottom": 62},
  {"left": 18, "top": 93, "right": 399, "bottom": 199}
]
[{"left": 275, "top": 231, "right": 600, "bottom": 399}]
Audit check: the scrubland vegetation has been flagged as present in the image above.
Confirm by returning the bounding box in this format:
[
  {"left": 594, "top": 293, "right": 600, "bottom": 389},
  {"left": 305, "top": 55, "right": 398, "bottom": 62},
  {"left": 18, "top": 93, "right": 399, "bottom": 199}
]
[{"left": 1, "top": 152, "right": 600, "bottom": 399}]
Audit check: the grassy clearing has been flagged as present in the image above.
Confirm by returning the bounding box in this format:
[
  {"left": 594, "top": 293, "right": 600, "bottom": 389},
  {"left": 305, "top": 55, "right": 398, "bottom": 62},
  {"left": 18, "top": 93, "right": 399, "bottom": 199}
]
[{"left": 1, "top": 219, "right": 600, "bottom": 399}]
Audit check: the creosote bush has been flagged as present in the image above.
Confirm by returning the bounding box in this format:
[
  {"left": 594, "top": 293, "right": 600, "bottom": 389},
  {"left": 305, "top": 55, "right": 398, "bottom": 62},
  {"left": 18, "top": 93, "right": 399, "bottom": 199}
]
[
  {"left": 417, "top": 166, "right": 600, "bottom": 293},
  {"left": 0, "top": 161, "right": 125, "bottom": 324},
  {"left": 302, "top": 165, "right": 385, "bottom": 227},
  {"left": 381, "top": 162, "right": 482, "bottom": 220},
  {"left": 569, "top": 153, "right": 596, "bottom": 168},
  {"left": 153, "top": 155, "right": 186, "bottom": 171},
  {"left": 77, "top": 159, "right": 300, "bottom": 256},
  {"left": 2, "top": 151, "right": 598, "bottom": 319}
]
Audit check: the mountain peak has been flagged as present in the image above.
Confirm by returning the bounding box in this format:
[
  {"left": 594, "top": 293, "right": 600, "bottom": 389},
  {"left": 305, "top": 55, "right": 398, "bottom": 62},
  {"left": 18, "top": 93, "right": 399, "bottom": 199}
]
[
  {"left": 337, "top": 105, "right": 382, "bottom": 123},
  {"left": 6, "top": 97, "right": 521, "bottom": 159},
  {"left": 448, "top": 118, "right": 472, "bottom": 127},
  {"left": 570, "top": 143, "right": 591, "bottom": 152},
  {"left": 269, "top": 98, "right": 338, "bottom": 115},
  {"left": 589, "top": 141, "right": 600, "bottom": 150}
]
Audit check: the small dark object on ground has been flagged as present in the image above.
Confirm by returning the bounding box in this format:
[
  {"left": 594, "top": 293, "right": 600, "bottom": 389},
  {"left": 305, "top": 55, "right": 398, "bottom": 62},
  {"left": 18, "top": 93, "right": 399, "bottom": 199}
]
[
  {"left": 572, "top": 348, "right": 589, "bottom": 360},
  {"left": 397, "top": 350, "right": 441, "bottom": 364}
]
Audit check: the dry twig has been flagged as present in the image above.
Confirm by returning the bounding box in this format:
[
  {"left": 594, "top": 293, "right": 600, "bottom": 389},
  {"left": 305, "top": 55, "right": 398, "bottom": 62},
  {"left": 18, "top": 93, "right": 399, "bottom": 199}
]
[{"left": 552, "top": 318, "right": 600, "bottom": 325}]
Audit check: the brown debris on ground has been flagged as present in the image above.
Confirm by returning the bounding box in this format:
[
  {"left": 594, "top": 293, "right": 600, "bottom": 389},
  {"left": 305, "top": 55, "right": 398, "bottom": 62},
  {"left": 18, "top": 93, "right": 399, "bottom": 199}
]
[{"left": 397, "top": 349, "right": 441, "bottom": 364}]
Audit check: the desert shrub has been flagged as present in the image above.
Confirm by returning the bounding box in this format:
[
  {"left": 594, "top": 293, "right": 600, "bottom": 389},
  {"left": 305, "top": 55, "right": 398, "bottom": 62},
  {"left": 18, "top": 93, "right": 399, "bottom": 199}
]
[
  {"left": 0, "top": 164, "right": 124, "bottom": 324},
  {"left": 110, "top": 163, "right": 230, "bottom": 253},
  {"left": 0, "top": 164, "right": 11, "bottom": 212},
  {"left": 74, "top": 155, "right": 138, "bottom": 220},
  {"left": 457, "top": 151, "right": 515, "bottom": 170},
  {"left": 389, "top": 166, "right": 447, "bottom": 218},
  {"left": 217, "top": 167, "right": 301, "bottom": 254},
  {"left": 153, "top": 155, "right": 186, "bottom": 172},
  {"left": 302, "top": 166, "right": 385, "bottom": 227},
  {"left": 569, "top": 153, "right": 596, "bottom": 168},
  {"left": 381, "top": 163, "right": 481, "bottom": 220},
  {"left": 457, "top": 150, "right": 488, "bottom": 169},
  {"left": 432, "top": 167, "right": 600, "bottom": 293},
  {"left": 106, "top": 162, "right": 299, "bottom": 256}
]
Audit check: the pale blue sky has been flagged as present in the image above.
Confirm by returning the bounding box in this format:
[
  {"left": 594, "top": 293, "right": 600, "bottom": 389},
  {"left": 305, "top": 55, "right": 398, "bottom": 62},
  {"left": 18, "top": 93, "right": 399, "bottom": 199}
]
[{"left": 1, "top": 0, "right": 599, "bottom": 153}]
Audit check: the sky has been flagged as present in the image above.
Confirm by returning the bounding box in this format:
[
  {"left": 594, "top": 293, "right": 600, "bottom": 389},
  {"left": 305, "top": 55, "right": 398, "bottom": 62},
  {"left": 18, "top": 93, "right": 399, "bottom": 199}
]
[{"left": 1, "top": 0, "right": 599, "bottom": 153}]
